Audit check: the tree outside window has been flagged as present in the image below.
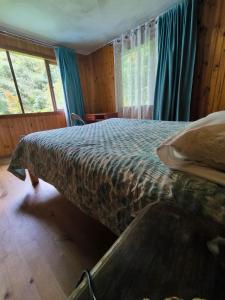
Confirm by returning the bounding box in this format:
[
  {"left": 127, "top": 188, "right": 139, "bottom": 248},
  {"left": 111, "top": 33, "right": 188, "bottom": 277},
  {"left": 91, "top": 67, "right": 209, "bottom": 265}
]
[{"left": 0, "top": 48, "right": 64, "bottom": 115}]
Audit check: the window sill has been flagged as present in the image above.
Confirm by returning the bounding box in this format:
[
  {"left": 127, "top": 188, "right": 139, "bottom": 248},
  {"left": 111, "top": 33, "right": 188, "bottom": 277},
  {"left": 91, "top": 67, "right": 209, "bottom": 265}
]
[{"left": 0, "top": 110, "right": 64, "bottom": 119}]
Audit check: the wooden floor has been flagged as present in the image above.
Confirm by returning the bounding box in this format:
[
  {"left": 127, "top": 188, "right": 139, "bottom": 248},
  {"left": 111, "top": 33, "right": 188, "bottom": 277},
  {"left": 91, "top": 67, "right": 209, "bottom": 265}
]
[{"left": 0, "top": 163, "right": 116, "bottom": 300}]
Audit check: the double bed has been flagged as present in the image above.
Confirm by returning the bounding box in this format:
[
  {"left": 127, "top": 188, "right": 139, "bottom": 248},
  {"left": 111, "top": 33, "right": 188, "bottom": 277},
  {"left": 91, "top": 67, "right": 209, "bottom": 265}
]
[{"left": 8, "top": 118, "right": 225, "bottom": 235}]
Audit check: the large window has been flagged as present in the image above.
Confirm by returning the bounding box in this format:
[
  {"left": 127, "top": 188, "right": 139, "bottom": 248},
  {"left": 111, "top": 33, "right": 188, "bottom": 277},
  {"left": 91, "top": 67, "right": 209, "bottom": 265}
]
[
  {"left": 0, "top": 49, "right": 64, "bottom": 115},
  {"left": 122, "top": 41, "right": 156, "bottom": 107},
  {"left": 113, "top": 21, "right": 157, "bottom": 119}
]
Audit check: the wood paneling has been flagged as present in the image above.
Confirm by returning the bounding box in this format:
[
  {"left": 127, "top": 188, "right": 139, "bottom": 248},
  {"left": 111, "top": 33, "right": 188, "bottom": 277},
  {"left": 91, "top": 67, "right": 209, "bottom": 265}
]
[
  {"left": 191, "top": 0, "right": 225, "bottom": 119},
  {"left": 78, "top": 0, "right": 225, "bottom": 120},
  {"left": 5, "top": 2, "right": 225, "bottom": 122},
  {"left": 77, "top": 45, "right": 116, "bottom": 114},
  {"left": 0, "top": 35, "right": 67, "bottom": 158},
  {"left": 91, "top": 45, "right": 116, "bottom": 113},
  {"left": 0, "top": 111, "right": 66, "bottom": 157},
  {"left": 0, "top": 33, "right": 55, "bottom": 61},
  {"left": 77, "top": 54, "right": 96, "bottom": 113},
  {"left": 0, "top": 34, "right": 116, "bottom": 116}
]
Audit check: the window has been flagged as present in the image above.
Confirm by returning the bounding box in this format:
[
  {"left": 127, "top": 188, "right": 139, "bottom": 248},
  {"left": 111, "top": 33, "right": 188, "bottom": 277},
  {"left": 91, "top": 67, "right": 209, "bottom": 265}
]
[
  {"left": 0, "top": 50, "right": 21, "bottom": 114},
  {"left": 49, "top": 63, "right": 64, "bottom": 109},
  {"left": 0, "top": 49, "right": 64, "bottom": 115},
  {"left": 122, "top": 41, "right": 156, "bottom": 107},
  {"left": 113, "top": 21, "right": 157, "bottom": 119}
]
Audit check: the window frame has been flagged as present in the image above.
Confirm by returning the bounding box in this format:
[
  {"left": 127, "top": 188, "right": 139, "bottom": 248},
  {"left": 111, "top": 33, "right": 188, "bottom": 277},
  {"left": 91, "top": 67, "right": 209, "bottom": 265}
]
[{"left": 0, "top": 48, "right": 63, "bottom": 116}]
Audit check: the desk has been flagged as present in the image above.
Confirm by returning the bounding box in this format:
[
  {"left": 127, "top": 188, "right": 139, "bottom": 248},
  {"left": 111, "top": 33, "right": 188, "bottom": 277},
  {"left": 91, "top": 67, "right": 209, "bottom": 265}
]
[{"left": 85, "top": 112, "right": 118, "bottom": 123}]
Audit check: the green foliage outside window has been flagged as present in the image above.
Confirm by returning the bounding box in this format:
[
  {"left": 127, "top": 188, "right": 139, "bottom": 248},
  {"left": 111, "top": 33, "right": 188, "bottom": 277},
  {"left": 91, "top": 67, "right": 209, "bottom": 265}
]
[
  {"left": 0, "top": 50, "right": 22, "bottom": 114},
  {"left": 0, "top": 49, "right": 64, "bottom": 115}
]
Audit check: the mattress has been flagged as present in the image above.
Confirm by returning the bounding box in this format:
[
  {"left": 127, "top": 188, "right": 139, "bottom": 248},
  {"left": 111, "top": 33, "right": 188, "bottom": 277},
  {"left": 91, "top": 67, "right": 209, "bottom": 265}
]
[{"left": 8, "top": 118, "right": 225, "bottom": 235}]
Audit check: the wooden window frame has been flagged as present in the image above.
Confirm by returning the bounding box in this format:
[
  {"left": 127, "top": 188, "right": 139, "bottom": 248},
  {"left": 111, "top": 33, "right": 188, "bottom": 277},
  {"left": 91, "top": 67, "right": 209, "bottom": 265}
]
[
  {"left": 0, "top": 49, "right": 62, "bottom": 117},
  {"left": 6, "top": 50, "right": 25, "bottom": 114},
  {"left": 45, "top": 60, "right": 57, "bottom": 111}
]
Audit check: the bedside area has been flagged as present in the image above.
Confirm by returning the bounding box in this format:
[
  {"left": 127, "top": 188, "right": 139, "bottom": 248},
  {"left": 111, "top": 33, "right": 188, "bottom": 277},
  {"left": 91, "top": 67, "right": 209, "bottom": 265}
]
[{"left": 85, "top": 112, "right": 118, "bottom": 123}]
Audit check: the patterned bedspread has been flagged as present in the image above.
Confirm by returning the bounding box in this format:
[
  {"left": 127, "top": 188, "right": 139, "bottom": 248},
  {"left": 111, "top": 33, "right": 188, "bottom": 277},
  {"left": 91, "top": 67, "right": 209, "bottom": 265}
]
[{"left": 8, "top": 118, "right": 225, "bottom": 235}]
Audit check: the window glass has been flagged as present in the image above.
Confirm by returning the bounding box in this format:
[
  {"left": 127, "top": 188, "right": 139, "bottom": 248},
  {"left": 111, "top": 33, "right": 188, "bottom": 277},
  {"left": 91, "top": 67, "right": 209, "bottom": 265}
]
[
  {"left": 10, "top": 52, "right": 53, "bottom": 113},
  {"left": 0, "top": 50, "right": 22, "bottom": 115},
  {"left": 49, "top": 63, "right": 64, "bottom": 109},
  {"left": 122, "top": 41, "right": 155, "bottom": 107}
]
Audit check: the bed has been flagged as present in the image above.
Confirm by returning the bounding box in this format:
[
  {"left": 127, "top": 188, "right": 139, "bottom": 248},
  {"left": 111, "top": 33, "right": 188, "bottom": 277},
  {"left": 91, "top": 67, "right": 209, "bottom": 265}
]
[{"left": 8, "top": 118, "right": 225, "bottom": 235}]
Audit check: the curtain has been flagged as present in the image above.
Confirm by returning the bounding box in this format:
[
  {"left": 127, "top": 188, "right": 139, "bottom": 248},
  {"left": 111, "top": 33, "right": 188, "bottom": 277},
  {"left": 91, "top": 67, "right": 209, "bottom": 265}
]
[
  {"left": 55, "top": 47, "right": 85, "bottom": 126},
  {"left": 113, "top": 21, "right": 157, "bottom": 119},
  {"left": 153, "top": 0, "right": 197, "bottom": 121}
]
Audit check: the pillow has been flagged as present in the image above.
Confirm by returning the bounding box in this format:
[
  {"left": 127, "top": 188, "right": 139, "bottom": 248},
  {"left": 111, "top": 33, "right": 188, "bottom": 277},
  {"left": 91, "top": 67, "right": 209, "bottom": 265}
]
[{"left": 157, "top": 111, "right": 225, "bottom": 186}]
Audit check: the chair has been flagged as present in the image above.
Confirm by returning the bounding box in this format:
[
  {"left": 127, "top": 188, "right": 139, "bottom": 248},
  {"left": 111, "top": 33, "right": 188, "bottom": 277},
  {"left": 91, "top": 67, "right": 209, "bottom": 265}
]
[{"left": 70, "top": 113, "right": 85, "bottom": 126}]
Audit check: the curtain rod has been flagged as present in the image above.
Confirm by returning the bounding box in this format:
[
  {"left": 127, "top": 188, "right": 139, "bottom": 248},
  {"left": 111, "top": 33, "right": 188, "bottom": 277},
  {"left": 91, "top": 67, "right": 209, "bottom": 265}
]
[
  {"left": 0, "top": 28, "right": 56, "bottom": 48},
  {"left": 105, "top": 16, "right": 157, "bottom": 47},
  {"left": 105, "top": 0, "right": 184, "bottom": 47}
]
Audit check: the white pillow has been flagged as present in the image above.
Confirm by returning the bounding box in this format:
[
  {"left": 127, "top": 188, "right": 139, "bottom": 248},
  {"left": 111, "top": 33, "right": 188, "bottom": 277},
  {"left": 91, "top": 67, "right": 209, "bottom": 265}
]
[{"left": 157, "top": 111, "right": 225, "bottom": 186}]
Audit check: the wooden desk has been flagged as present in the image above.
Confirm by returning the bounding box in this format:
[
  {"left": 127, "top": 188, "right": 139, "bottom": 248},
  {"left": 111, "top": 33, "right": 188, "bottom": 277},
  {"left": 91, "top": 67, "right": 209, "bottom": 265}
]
[
  {"left": 69, "top": 202, "right": 225, "bottom": 300},
  {"left": 85, "top": 112, "right": 118, "bottom": 123}
]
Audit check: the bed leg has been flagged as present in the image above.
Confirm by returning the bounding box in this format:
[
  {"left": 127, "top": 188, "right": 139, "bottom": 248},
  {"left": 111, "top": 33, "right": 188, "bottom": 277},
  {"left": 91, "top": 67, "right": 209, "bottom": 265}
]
[{"left": 28, "top": 170, "right": 39, "bottom": 186}]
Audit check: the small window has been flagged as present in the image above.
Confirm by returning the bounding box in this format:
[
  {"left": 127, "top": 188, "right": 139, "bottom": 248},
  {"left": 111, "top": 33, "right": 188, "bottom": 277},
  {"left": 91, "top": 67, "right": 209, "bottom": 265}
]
[{"left": 0, "top": 48, "right": 64, "bottom": 116}]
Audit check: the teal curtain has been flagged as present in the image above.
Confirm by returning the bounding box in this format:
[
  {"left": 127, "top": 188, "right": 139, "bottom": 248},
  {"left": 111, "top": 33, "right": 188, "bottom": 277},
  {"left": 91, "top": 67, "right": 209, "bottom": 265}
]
[
  {"left": 153, "top": 0, "right": 197, "bottom": 121},
  {"left": 55, "top": 47, "right": 85, "bottom": 126}
]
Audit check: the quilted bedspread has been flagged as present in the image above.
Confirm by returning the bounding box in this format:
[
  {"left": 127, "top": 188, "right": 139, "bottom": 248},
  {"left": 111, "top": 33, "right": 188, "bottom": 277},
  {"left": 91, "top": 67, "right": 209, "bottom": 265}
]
[{"left": 8, "top": 118, "right": 225, "bottom": 235}]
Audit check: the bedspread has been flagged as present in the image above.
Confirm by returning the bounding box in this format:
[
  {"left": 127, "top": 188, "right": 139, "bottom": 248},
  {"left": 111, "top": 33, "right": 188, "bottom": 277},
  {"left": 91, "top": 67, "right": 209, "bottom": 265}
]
[{"left": 8, "top": 118, "right": 225, "bottom": 235}]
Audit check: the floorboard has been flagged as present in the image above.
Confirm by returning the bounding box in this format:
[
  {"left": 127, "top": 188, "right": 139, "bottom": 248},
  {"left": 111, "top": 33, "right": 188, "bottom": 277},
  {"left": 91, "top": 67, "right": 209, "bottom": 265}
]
[{"left": 0, "top": 164, "right": 116, "bottom": 300}]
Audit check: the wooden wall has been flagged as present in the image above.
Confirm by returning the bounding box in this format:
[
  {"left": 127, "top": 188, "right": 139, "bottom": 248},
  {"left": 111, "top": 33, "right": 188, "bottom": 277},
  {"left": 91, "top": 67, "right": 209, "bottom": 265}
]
[
  {"left": 77, "top": 54, "right": 96, "bottom": 113},
  {"left": 77, "top": 45, "right": 116, "bottom": 114},
  {"left": 2, "top": 0, "right": 225, "bottom": 123},
  {"left": 0, "top": 34, "right": 117, "bottom": 158},
  {"left": 0, "top": 34, "right": 67, "bottom": 158},
  {"left": 82, "top": 0, "right": 225, "bottom": 120},
  {"left": 8, "top": 2, "right": 225, "bottom": 155},
  {"left": 0, "top": 33, "right": 116, "bottom": 114},
  {"left": 191, "top": 0, "right": 225, "bottom": 119},
  {"left": 90, "top": 45, "right": 115, "bottom": 113},
  {"left": 78, "top": 0, "right": 225, "bottom": 120},
  {"left": 0, "top": 33, "right": 55, "bottom": 61},
  {"left": 0, "top": 112, "right": 66, "bottom": 157}
]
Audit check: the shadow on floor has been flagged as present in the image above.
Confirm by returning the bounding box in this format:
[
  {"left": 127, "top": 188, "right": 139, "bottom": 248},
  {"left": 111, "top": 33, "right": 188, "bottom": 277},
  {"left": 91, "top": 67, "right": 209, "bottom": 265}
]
[{"left": 17, "top": 184, "right": 116, "bottom": 261}]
